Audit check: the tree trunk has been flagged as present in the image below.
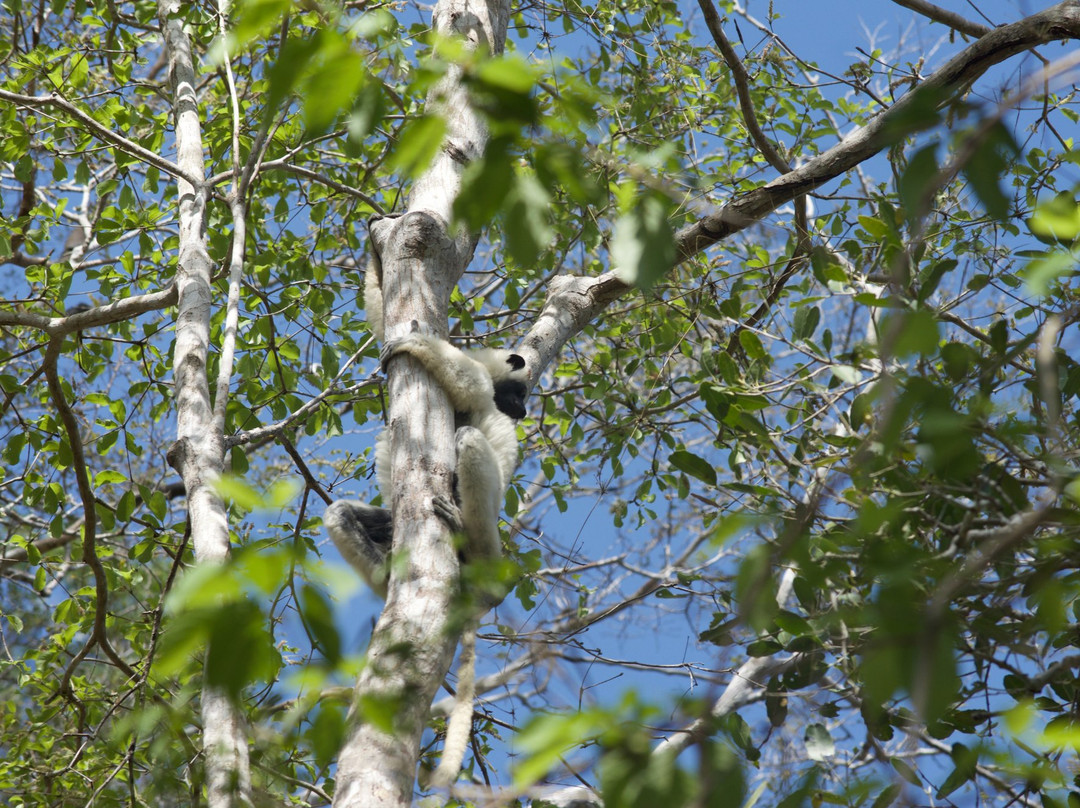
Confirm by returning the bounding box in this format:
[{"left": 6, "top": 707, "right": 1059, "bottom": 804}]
[
  {"left": 331, "top": 1, "right": 511, "bottom": 805},
  {"left": 158, "top": 3, "right": 252, "bottom": 806}
]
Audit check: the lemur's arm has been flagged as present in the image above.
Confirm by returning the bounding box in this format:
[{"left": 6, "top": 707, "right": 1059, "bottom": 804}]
[{"left": 380, "top": 331, "right": 495, "bottom": 415}]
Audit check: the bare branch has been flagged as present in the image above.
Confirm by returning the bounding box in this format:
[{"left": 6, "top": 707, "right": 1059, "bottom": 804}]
[
  {"left": 0, "top": 88, "right": 200, "bottom": 188},
  {"left": 0, "top": 286, "right": 178, "bottom": 335},
  {"left": 697, "top": 0, "right": 792, "bottom": 175},
  {"left": 889, "top": 0, "right": 992, "bottom": 38},
  {"left": 44, "top": 338, "right": 137, "bottom": 687}
]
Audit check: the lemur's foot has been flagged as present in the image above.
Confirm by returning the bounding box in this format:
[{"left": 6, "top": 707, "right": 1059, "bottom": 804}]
[{"left": 432, "top": 494, "right": 464, "bottom": 534}]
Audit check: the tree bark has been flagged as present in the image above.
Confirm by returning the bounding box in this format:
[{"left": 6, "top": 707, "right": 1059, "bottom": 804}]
[
  {"left": 158, "top": 2, "right": 252, "bottom": 806},
  {"left": 331, "top": 1, "right": 512, "bottom": 806}
]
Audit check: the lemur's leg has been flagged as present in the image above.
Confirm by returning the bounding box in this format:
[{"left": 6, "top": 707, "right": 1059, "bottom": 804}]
[
  {"left": 324, "top": 500, "right": 393, "bottom": 598},
  {"left": 452, "top": 426, "right": 504, "bottom": 562}
]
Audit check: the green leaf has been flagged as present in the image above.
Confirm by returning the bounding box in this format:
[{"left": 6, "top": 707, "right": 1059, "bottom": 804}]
[
  {"left": 1043, "top": 715, "right": 1080, "bottom": 749},
  {"left": 356, "top": 691, "right": 404, "bottom": 735},
  {"left": 880, "top": 83, "right": 946, "bottom": 143},
  {"left": 387, "top": 114, "right": 447, "bottom": 178},
  {"left": 67, "top": 54, "right": 89, "bottom": 89},
  {"left": 1065, "top": 476, "right": 1080, "bottom": 505},
  {"left": 890, "top": 757, "right": 921, "bottom": 785},
  {"left": 832, "top": 365, "right": 862, "bottom": 385},
  {"left": 898, "top": 144, "right": 939, "bottom": 219},
  {"left": 1027, "top": 193, "right": 1080, "bottom": 245},
  {"left": 765, "top": 678, "right": 788, "bottom": 727},
  {"left": 774, "top": 611, "right": 813, "bottom": 636},
  {"left": 212, "top": 474, "right": 298, "bottom": 512},
  {"left": 93, "top": 469, "right": 127, "bottom": 487},
  {"left": 669, "top": 450, "right": 717, "bottom": 487},
  {"left": 858, "top": 215, "right": 890, "bottom": 240},
  {"left": 514, "top": 708, "right": 613, "bottom": 788},
  {"left": 735, "top": 545, "right": 777, "bottom": 632},
  {"left": 935, "top": 743, "right": 977, "bottom": 798},
  {"left": 154, "top": 608, "right": 211, "bottom": 681},
  {"left": 213, "top": 475, "right": 264, "bottom": 512},
  {"left": 600, "top": 745, "right": 697, "bottom": 808},
  {"left": 455, "top": 136, "right": 515, "bottom": 228},
  {"left": 12, "top": 535, "right": 40, "bottom": 565},
  {"left": 804, "top": 723, "right": 834, "bottom": 761},
  {"left": 961, "top": 122, "right": 1020, "bottom": 220},
  {"left": 349, "top": 8, "right": 398, "bottom": 39},
  {"left": 920, "top": 622, "right": 960, "bottom": 725},
  {"left": 703, "top": 743, "right": 746, "bottom": 808},
  {"left": 230, "top": 0, "right": 292, "bottom": 45},
  {"left": 310, "top": 702, "right": 347, "bottom": 770},
  {"left": 871, "top": 783, "right": 902, "bottom": 808},
  {"left": 116, "top": 490, "right": 136, "bottom": 521},
  {"left": 699, "top": 383, "right": 731, "bottom": 421},
  {"left": 204, "top": 598, "right": 281, "bottom": 700},
  {"left": 504, "top": 172, "right": 554, "bottom": 267},
  {"left": 3, "top": 433, "right": 26, "bottom": 465},
  {"left": 1023, "top": 251, "right": 1076, "bottom": 297},
  {"left": 793, "top": 304, "right": 821, "bottom": 341},
  {"left": 882, "top": 309, "right": 940, "bottom": 357},
  {"left": 164, "top": 561, "right": 241, "bottom": 613},
  {"left": 810, "top": 246, "right": 847, "bottom": 284},
  {"left": 611, "top": 193, "right": 677, "bottom": 290},
  {"left": 346, "top": 81, "right": 387, "bottom": 147},
  {"left": 719, "top": 713, "right": 756, "bottom": 757},
  {"left": 264, "top": 35, "right": 321, "bottom": 123},
  {"left": 303, "top": 49, "right": 368, "bottom": 133},
  {"left": 739, "top": 330, "right": 767, "bottom": 361},
  {"left": 468, "top": 56, "right": 541, "bottom": 127},
  {"left": 776, "top": 772, "right": 821, "bottom": 808},
  {"left": 300, "top": 585, "right": 342, "bottom": 665},
  {"left": 916, "top": 259, "right": 956, "bottom": 303},
  {"left": 534, "top": 142, "right": 604, "bottom": 206},
  {"left": 266, "top": 478, "right": 301, "bottom": 508},
  {"left": 849, "top": 391, "right": 874, "bottom": 430},
  {"left": 746, "top": 639, "right": 783, "bottom": 657}
]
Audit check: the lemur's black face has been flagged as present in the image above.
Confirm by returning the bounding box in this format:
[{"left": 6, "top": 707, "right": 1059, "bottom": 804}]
[
  {"left": 492, "top": 354, "right": 527, "bottom": 419},
  {"left": 493, "top": 380, "right": 527, "bottom": 420}
]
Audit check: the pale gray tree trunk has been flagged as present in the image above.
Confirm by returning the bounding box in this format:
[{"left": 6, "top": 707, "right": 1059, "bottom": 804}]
[
  {"left": 331, "top": 1, "right": 511, "bottom": 806},
  {"left": 158, "top": 2, "right": 252, "bottom": 806}
]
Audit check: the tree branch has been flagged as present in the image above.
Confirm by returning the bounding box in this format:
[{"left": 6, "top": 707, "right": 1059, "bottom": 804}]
[
  {"left": 0, "top": 286, "right": 178, "bottom": 335},
  {"left": 521, "top": 1, "right": 1080, "bottom": 378},
  {"left": 44, "top": 338, "right": 137, "bottom": 688},
  {"left": 0, "top": 88, "right": 201, "bottom": 188},
  {"left": 697, "top": 0, "right": 792, "bottom": 175},
  {"left": 889, "top": 0, "right": 992, "bottom": 38}
]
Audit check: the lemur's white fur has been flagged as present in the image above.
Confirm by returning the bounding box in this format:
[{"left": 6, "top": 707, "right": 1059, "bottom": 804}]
[
  {"left": 376, "top": 333, "right": 525, "bottom": 562},
  {"left": 328, "top": 261, "right": 529, "bottom": 789},
  {"left": 324, "top": 500, "right": 391, "bottom": 597},
  {"left": 378, "top": 331, "right": 525, "bottom": 789},
  {"left": 364, "top": 254, "right": 385, "bottom": 343}
]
